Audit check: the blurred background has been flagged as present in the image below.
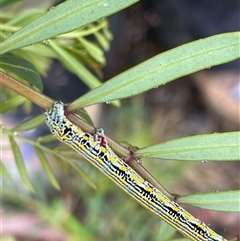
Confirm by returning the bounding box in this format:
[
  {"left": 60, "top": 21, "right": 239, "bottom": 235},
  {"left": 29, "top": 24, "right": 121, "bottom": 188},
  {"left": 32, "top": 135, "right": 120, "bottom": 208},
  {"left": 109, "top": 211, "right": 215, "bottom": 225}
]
[{"left": 1, "top": 0, "right": 239, "bottom": 240}]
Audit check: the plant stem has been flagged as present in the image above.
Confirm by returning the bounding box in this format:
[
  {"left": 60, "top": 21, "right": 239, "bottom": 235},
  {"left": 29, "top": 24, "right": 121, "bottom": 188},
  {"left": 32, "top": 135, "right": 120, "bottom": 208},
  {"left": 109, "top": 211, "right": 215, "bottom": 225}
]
[
  {"left": 0, "top": 70, "right": 174, "bottom": 199},
  {"left": 0, "top": 71, "right": 52, "bottom": 110}
]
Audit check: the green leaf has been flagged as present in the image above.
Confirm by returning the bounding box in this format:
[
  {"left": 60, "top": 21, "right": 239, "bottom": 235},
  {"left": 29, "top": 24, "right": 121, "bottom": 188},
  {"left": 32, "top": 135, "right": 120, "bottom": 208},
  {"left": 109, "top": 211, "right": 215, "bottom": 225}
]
[
  {"left": 12, "top": 114, "right": 44, "bottom": 132},
  {"left": 102, "top": 24, "right": 113, "bottom": 41},
  {"left": 0, "top": 95, "right": 27, "bottom": 113},
  {"left": 70, "top": 32, "right": 240, "bottom": 108},
  {"left": 75, "top": 108, "right": 95, "bottom": 126},
  {"left": 93, "top": 29, "right": 110, "bottom": 51},
  {"left": 0, "top": 0, "right": 140, "bottom": 54},
  {"left": 79, "top": 37, "right": 105, "bottom": 64},
  {"left": 69, "top": 161, "right": 97, "bottom": 190},
  {"left": 178, "top": 191, "right": 240, "bottom": 212},
  {"left": 14, "top": 47, "right": 52, "bottom": 76},
  {"left": 0, "top": 160, "right": 11, "bottom": 180},
  {"left": 9, "top": 135, "right": 34, "bottom": 191},
  {"left": 7, "top": 9, "right": 44, "bottom": 27},
  {"left": 50, "top": 41, "right": 102, "bottom": 89},
  {"left": 136, "top": 132, "right": 240, "bottom": 161},
  {"left": 53, "top": 154, "right": 69, "bottom": 176},
  {"left": 34, "top": 146, "right": 60, "bottom": 190},
  {"left": 64, "top": 208, "right": 92, "bottom": 238},
  {"left": 0, "top": 55, "right": 43, "bottom": 91},
  {"left": 37, "top": 133, "right": 57, "bottom": 143},
  {"left": 49, "top": 200, "right": 93, "bottom": 240},
  {"left": 1, "top": 0, "right": 23, "bottom": 9},
  {"left": 156, "top": 221, "right": 176, "bottom": 240}
]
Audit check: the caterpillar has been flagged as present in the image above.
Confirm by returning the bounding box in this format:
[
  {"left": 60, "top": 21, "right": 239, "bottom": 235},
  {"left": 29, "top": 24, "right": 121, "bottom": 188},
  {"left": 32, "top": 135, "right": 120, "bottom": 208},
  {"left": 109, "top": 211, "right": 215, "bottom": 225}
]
[{"left": 44, "top": 101, "right": 227, "bottom": 241}]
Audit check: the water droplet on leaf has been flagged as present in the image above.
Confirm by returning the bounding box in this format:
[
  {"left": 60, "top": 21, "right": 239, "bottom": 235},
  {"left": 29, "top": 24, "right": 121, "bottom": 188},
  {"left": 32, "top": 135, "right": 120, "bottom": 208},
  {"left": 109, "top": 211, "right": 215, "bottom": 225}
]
[{"left": 43, "top": 39, "right": 51, "bottom": 44}]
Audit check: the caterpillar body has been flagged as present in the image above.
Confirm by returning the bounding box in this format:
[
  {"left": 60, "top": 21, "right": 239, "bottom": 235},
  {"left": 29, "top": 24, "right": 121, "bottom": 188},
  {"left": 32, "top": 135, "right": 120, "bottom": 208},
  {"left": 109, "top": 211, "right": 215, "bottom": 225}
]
[{"left": 44, "top": 101, "right": 227, "bottom": 241}]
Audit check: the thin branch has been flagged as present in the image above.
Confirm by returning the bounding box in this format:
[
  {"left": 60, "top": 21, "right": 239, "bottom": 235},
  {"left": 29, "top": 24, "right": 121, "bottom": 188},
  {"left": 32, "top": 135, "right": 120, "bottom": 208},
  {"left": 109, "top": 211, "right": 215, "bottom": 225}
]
[
  {"left": 1, "top": 71, "right": 174, "bottom": 199},
  {"left": 0, "top": 71, "right": 53, "bottom": 110}
]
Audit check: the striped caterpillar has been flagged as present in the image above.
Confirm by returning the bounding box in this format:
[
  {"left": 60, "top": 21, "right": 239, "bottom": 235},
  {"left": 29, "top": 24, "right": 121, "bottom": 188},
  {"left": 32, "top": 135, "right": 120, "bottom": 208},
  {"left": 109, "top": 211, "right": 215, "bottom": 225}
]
[{"left": 44, "top": 101, "right": 227, "bottom": 241}]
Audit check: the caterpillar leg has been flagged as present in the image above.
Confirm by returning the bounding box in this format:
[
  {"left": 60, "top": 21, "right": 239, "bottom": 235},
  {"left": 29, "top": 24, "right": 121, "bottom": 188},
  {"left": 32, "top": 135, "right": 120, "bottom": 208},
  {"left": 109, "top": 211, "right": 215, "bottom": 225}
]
[{"left": 94, "top": 128, "right": 108, "bottom": 148}]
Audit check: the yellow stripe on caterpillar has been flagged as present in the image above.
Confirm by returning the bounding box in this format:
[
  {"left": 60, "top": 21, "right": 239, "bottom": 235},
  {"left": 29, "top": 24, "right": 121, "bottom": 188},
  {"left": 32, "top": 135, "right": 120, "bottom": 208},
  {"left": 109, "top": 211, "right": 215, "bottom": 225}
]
[{"left": 44, "top": 101, "right": 227, "bottom": 241}]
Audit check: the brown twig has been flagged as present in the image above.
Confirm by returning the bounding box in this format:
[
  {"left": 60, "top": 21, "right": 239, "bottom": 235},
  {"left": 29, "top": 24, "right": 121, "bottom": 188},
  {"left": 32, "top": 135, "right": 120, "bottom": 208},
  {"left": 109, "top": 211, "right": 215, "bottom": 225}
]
[
  {"left": 0, "top": 70, "right": 174, "bottom": 199},
  {"left": 0, "top": 71, "right": 53, "bottom": 110}
]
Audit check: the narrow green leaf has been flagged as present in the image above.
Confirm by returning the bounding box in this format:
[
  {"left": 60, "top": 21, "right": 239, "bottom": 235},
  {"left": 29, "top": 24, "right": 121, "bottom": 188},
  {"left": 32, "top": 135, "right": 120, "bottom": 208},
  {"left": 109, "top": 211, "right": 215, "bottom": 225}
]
[
  {"left": 50, "top": 41, "right": 102, "bottom": 89},
  {"left": 12, "top": 114, "right": 44, "bottom": 132},
  {"left": 23, "top": 44, "right": 57, "bottom": 59},
  {"left": 0, "top": 95, "right": 27, "bottom": 113},
  {"left": 37, "top": 134, "right": 57, "bottom": 143},
  {"left": 102, "top": 25, "right": 113, "bottom": 40},
  {"left": 79, "top": 37, "right": 105, "bottom": 64},
  {"left": 69, "top": 162, "right": 97, "bottom": 190},
  {"left": 178, "top": 191, "right": 240, "bottom": 212},
  {"left": 1, "top": 0, "right": 23, "bottom": 9},
  {"left": 75, "top": 108, "right": 95, "bottom": 126},
  {"left": 93, "top": 30, "right": 110, "bottom": 51},
  {"left": 53, "top": 154, "right": 69, "bottom": 176},
  {"left": 34, "top": 146, "right": 60, "bottom": 190},
  {"left": 7, "top": 9, "right": 44, "bottom": 27},
  {"left": 14, "top": 47, "right": 52, "bottom": 76},
  {"left": 137, "top": 132, "right": 240, "bottom": 161},
  {"left": 0, "top": 0, "right": 140, "bottom": 54},
  {"left": 9, "top": 136, "right": 34, "bottom": 191},
  {"left": 0, "top": 160, "right": 11, "bottom": 180},
  {"left": 156, "top": 221, "right": 176, "bottom": 240},
  {"left": 70, "top": 32, "right": 240, "bottom": 108},
  {"left": 66, "top": 216, "right": 93, "bottom": 239},
  {"left": 0, "top": 55, "right": 43, "bottom": 91},
  {"left": 50, "top": 200, "right": 93, "bottom": 240}
]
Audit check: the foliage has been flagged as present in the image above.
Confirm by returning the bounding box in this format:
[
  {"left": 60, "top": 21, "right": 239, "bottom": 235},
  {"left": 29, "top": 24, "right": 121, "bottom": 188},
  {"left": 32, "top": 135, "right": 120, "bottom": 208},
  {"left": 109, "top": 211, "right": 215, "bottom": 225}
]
[{"left": 0, "top": 0, "right": 239, "bottom": 240}]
